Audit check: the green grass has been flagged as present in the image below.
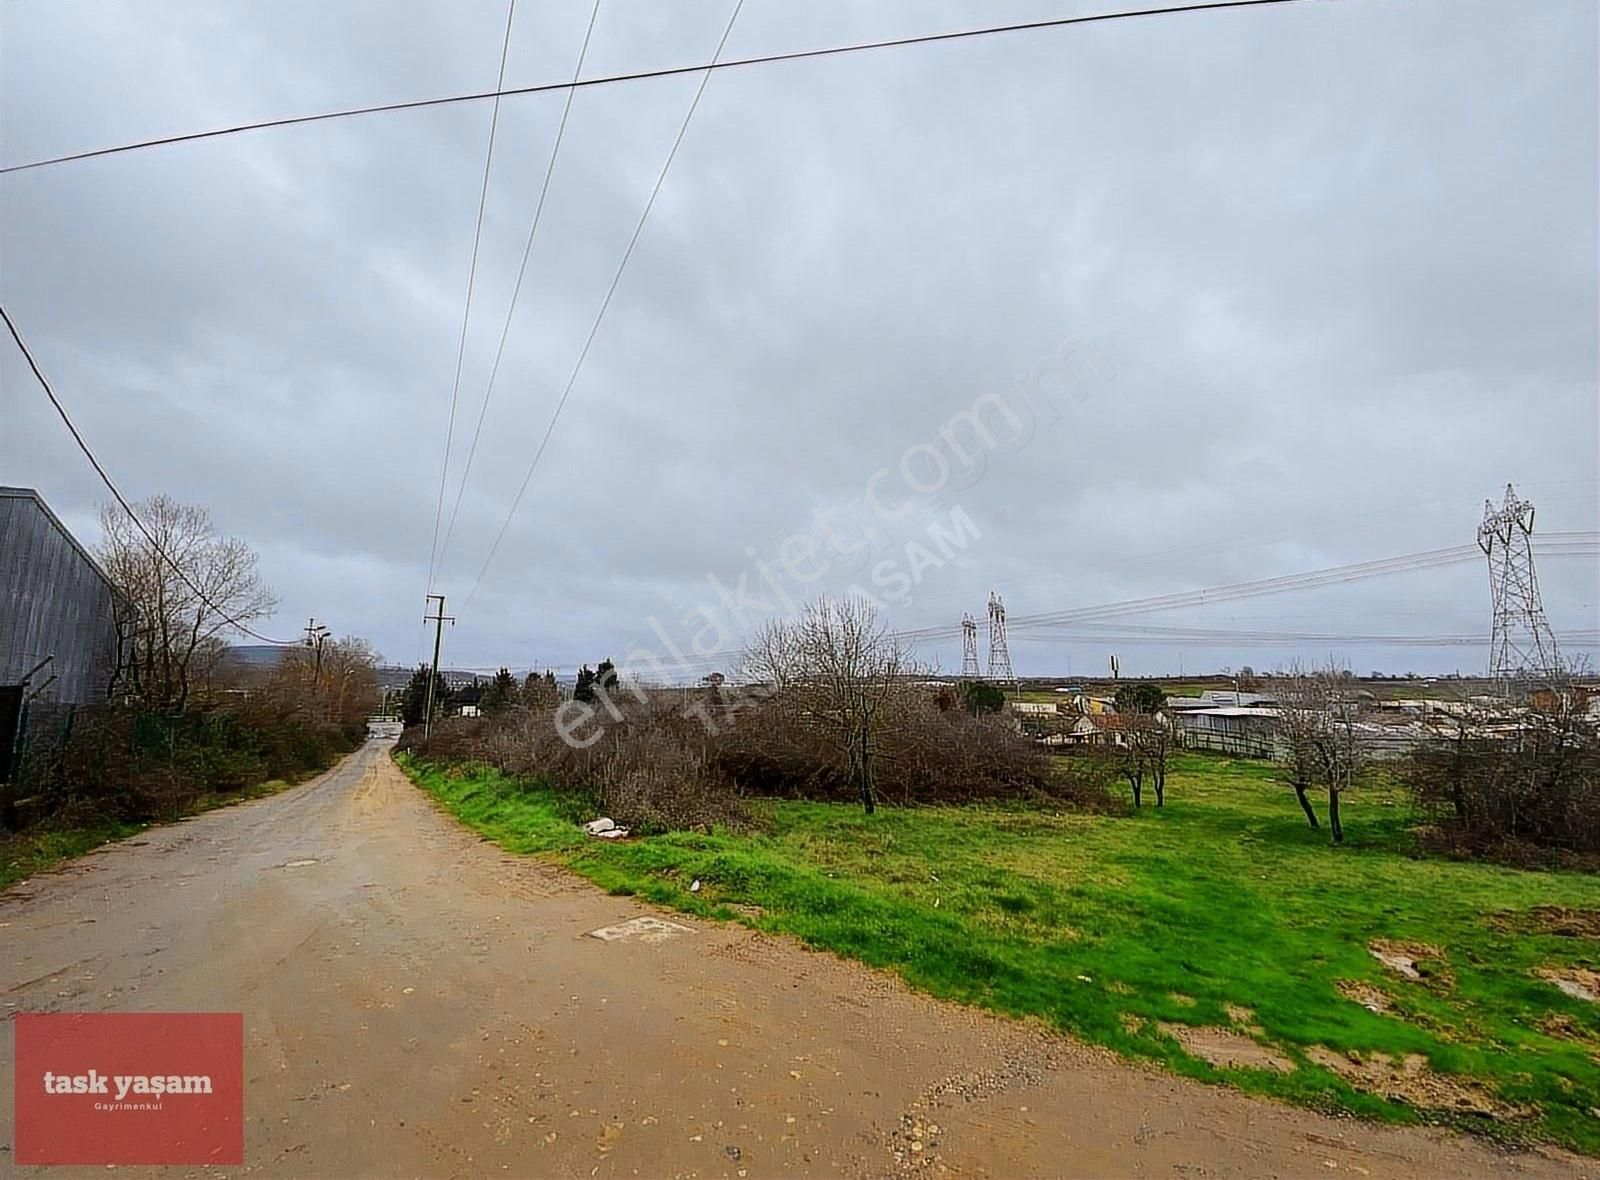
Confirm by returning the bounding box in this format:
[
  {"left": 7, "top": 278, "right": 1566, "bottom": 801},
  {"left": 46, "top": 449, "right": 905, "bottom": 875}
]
[
  {"left": 398, "top": 753, "right": 1600, "bottom": 1155},
  {"left": 0, "top": 821, "right": 144, "bottom": 892},
  {"left": 0, "top": 773, "right": 317, "bottom": 893}
]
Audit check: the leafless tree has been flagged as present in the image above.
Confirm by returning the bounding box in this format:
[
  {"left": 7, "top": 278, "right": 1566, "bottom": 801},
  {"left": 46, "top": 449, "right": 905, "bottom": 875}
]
[
  {"left": 743, "top": 596, "right": 916, "bottom": 814},
  {"left": 1141, "top": 714, "right": 1172, "bottom": 807},
  {"left": 1117, "top": 727, "right": 1147, "bottom": 808},
  {"left": 1275, "top": 667, "right": 1324, "bottom": 831},
  {"left": 1274, "top": 660, "right": 1364, "bottom": 842},
  {"left": 97, "top": 495, "right": 277, "bottom": 710},
  {"left": 1114, "top": 703, "right": 1171, "bottom": 809}
]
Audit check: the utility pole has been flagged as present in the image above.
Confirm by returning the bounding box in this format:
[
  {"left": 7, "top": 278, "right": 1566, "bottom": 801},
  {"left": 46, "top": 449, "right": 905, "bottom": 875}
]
[
  {"left": 303, "top": 618, "right": 331, "bottom": 683},
  {"left": 423, "top": 594, "right": 454, "bottom": 739}
]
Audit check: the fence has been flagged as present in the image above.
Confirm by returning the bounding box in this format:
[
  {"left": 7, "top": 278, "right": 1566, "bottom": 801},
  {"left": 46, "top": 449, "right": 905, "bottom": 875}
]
[{"left": 0, "top": 697, "right": 80, "bottom": 829}]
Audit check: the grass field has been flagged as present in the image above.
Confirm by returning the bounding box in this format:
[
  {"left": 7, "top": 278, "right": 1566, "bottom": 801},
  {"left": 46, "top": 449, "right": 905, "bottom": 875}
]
[{"left": 399, "top": 752, "right": 1600, "bottom": 1155}]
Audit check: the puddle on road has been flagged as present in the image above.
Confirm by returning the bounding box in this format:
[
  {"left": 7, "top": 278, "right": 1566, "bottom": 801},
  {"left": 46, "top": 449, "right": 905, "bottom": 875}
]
[{"left": 587, "top": 916, "right": 695, "bottom": 944}]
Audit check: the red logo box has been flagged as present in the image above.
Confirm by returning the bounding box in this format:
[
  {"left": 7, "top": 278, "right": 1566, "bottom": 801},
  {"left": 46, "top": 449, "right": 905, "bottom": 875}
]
[{"left": 13, "top": 1012, "right": 243, "bottom": 1165}]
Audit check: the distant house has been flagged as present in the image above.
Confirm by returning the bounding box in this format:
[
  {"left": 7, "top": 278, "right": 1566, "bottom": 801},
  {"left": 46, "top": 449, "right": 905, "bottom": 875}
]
[
  {"left": 1048, "top": 711, "right": 1148, "bottom": 749},
  {"left": 1059, "top": 693, "right": 1116, "bottom": 715}
]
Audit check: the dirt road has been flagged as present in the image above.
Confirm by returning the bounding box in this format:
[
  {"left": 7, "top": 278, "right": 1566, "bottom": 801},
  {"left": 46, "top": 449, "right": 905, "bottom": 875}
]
[{"left": 2, "top": 742, "right": 1588, "bottom": 1178}]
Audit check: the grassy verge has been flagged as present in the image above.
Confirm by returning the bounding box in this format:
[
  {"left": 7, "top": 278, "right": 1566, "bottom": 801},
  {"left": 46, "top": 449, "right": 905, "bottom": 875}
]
[
  {"left": 399, "top": 752, "right": 1600, "bottom": 1155},
  {"left": 1, "top": 765, "right": 340, "bottom": 893}
]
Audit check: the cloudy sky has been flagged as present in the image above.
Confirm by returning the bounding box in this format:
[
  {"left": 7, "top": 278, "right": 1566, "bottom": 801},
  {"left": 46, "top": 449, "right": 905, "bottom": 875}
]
[{"left": 2, "top": 0, "right": 1595, "bottom": 679}]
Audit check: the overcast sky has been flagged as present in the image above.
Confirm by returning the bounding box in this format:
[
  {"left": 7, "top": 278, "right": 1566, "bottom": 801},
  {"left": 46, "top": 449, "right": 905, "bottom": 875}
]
[{"left": 2, "top": 0, "right": 1596, "bottom": 679}]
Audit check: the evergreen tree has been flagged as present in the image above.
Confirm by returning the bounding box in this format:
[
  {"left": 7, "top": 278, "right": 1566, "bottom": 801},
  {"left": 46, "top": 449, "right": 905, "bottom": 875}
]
[
  {"left": 400, "top": 664, "right": 452, "bottom": 728},
  {"left": 481, "top": 667, "right": 517, "bottom": 713},
  {"left": 958, "top": 680, "right": 1005, "bottom": 716},
  {"left": 574, "top": 665, "right": 596, "bottom": 704},
  {"left": 1114, "top": 682, "right": 1166, "bottom": 714}
]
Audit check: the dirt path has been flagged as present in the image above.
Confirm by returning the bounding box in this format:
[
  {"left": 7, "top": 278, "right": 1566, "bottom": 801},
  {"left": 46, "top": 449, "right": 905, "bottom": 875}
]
[{"left": 1, "top": 741, "right": 1588, "bottom": 1178}]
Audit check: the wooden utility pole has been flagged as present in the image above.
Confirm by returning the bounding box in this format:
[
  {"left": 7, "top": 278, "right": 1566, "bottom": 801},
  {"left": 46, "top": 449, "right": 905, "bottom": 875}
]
[
  {"left": 303, "top": 618, "right": 331, "bottom": 682},
  {"left": 423, "top": 595, "right": 454, "bottom": 739}
]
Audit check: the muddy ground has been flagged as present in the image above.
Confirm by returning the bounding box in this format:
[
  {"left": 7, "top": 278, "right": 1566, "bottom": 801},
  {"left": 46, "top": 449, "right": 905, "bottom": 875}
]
[{"left": 1, "top": 741, "right": 1589, "bottom": 1178}]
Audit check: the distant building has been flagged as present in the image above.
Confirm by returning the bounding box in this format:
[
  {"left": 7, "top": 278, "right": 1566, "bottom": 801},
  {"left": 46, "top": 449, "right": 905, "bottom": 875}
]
[
  {"left": 1196, "top": 689, "right": 1278, "bottom": 708},
  {"left": 2, "top": 487, "right": 121, "bottom": 784},
  {"left": 1009, "top": 701, "right": 1061, "bottom": 717},
  {"left": 1174, "top": 706, "right": 1281, "bottom": 758},
  {"left": 1, "top": 487, "right": 120, "bottom": 703}
]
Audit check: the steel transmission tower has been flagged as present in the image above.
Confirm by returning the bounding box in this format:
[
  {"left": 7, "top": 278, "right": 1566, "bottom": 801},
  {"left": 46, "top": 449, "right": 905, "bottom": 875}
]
[
  {"left": 987, "top": 592, "right": 1015, "bottom": 683},
  {"left": 1478, "top": 483, "right": 1560, "bottom": 682},
  {"left": 960, "top": 613, "right": 981, "bottom": 678}
]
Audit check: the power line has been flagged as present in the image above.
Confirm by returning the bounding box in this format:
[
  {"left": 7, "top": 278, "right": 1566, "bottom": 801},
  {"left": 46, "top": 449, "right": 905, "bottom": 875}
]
[
  {"left": 1, "top": 0, "right": 1316, "bottom": 177},
  {"left": 436, "top": 0, "right": 605, "bottom": 573},
  {"left": 424, "top": 0, "right": 519, "bottom": 596},
  {"left": 461, "top": 0, "right": 746, "bottom": 607},
  {"left": 0, "top": 304, "right": 297, "bottom": 645},
  {"left": 895, "top": 538, "right": 1600, "bottom": 642}
]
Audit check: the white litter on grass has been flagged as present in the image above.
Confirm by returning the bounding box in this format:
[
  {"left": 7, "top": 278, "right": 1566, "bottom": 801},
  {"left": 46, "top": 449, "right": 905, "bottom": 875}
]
[
  {"left": 583, "top": 818, "right": 631, "bottom": 839},
  {"left": 690, "top": 879, "right": 702, "bottom": 893},
  {"left": 587, "top": 917, "right": 696, "bottom": 944}
]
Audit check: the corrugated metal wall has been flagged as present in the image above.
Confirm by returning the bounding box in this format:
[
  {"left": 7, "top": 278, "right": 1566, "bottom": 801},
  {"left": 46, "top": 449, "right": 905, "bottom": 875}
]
[{"left": 0, "top": 488, "right": 119, "bottom": 703}]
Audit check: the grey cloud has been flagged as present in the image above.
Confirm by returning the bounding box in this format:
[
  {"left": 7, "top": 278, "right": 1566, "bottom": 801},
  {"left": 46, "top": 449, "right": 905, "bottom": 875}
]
[{"left": 2, "top": 0, "right": 1594, "bottom": 677}]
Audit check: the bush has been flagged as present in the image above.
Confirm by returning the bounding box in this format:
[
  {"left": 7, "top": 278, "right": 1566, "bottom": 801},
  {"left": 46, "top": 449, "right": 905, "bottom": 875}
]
[
  {"left": 7, "top": 701, "right": 359, "bottom": 831},
  {"left": 399, "top": 703, "right": 748, "bottom": 833},
  {"left": 957, "top": 681, "right": 1006, "bottom": 716},
  {"left": 1400, "top": 701, "right": 1600, "bottom": 861},
  {"left": 400, "top": 686, "right": 1119, "bottom": 832}
]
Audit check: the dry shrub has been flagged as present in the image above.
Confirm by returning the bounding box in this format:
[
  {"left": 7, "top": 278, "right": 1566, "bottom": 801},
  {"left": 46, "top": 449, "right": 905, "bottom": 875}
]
[
  {"left": 401, "top": 700, "right": 747, "bottom": 833},
  {"left": 713, "top": 689, "right": 1117, "bottom": 808},
  {"left": 1401, "top": 706, "right": 1600, "bottom": 864},
  {"left": 10, "top": 702, "right": 357, "bottom": 831},
  {"left": 401, "top": 685, "right": 1120, "bottom": 832}
]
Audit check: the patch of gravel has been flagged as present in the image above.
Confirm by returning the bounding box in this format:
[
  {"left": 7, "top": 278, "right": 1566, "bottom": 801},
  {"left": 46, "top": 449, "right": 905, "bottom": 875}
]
[
  {"left": 886, "top": 1041, "right": 1057, "bottom": 1172},
  {"left": 1336, "top": 980, "right": 1392, "bottom": 1014},
  {"left": 1160, "top": 1024, "right": 1294, "bottom": 1073},
  {"left": 1306, "top": 1046, "right": 1529, "bottom": 1119},
  {"left": 1536, "top": 966, "right": 1600, "bottom": 1004}
]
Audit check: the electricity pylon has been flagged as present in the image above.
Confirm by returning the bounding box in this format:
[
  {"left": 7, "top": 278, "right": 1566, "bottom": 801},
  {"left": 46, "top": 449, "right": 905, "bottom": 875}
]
[
  {"left": 1478, "top": 483, "right": 1561, "bottom": 683},
  {"left": 987, "top": 591, "right": 1015, "bottom": 684},
  {"left": 960, "top": 614, "right": 980, "bottom": 679}
]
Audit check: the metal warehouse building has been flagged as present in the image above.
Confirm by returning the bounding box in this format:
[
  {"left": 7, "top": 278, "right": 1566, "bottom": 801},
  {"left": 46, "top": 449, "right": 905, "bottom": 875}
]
[{"left": 1, "top": 486, "right": 120, "bottom": 704}]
